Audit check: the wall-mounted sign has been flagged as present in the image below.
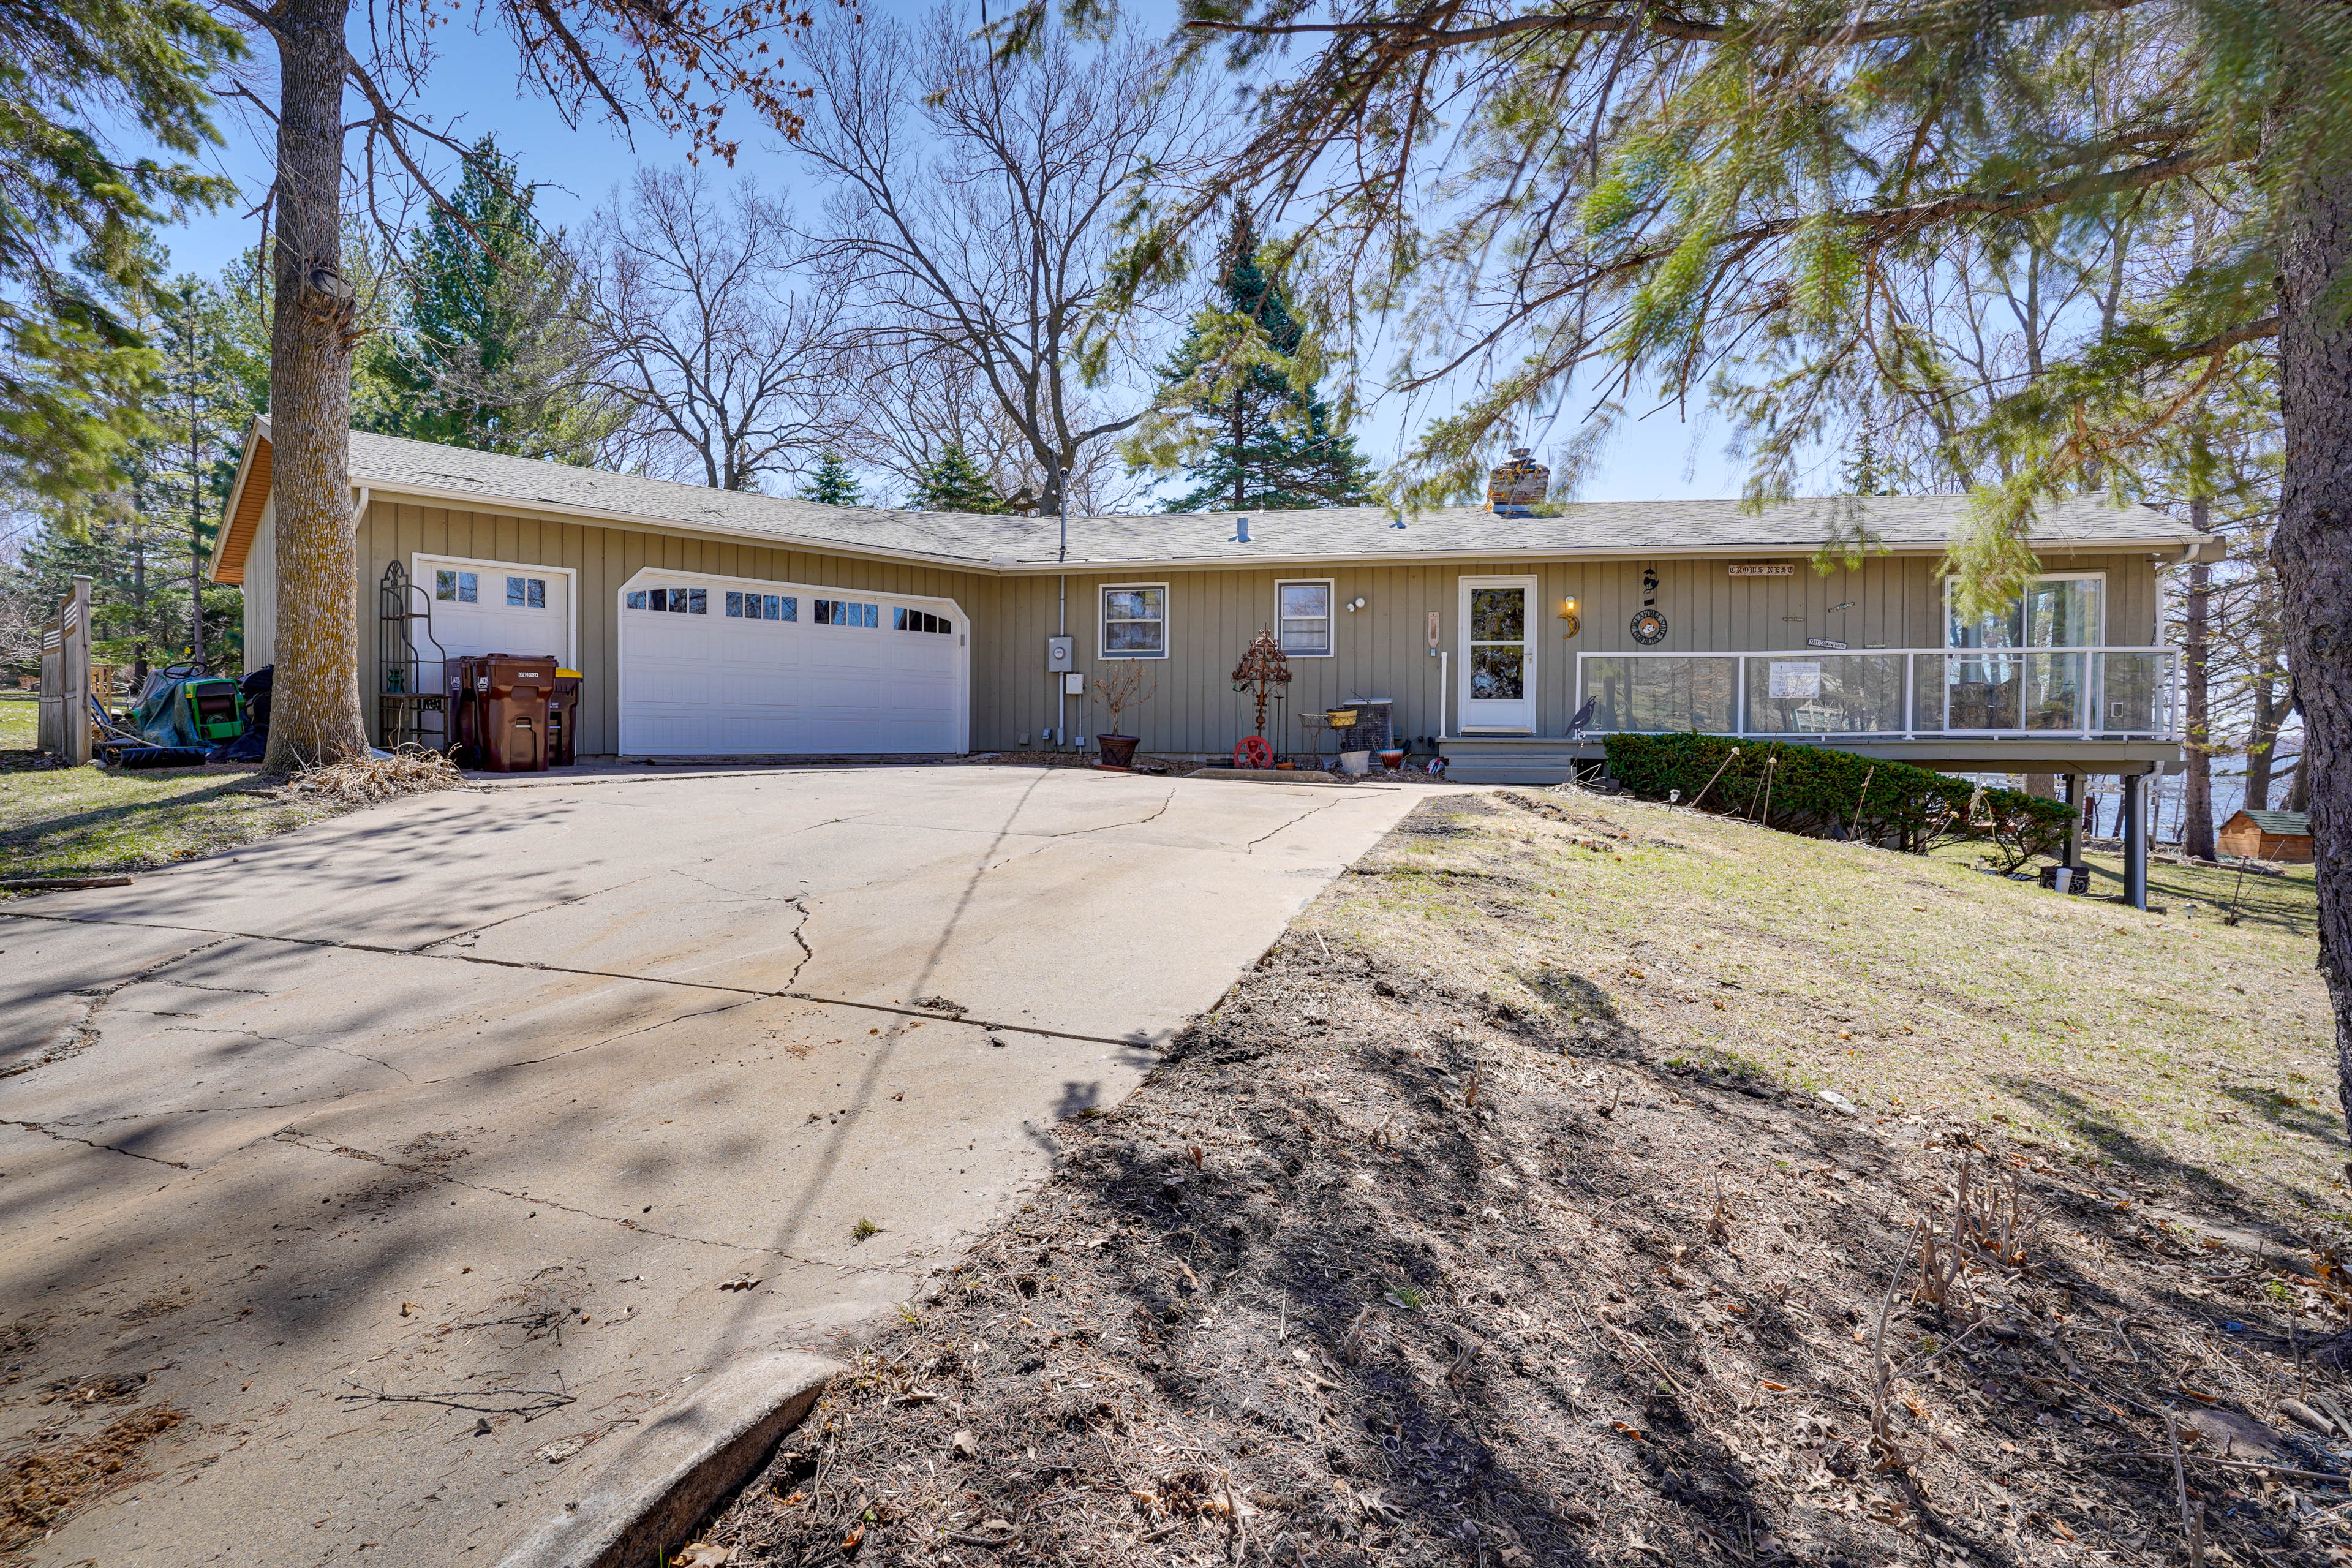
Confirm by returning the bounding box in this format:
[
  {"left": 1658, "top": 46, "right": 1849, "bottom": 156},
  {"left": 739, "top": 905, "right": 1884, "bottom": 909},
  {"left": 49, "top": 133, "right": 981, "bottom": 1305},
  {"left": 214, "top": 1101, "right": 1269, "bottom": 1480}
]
[
  {"left": 1806, "top": 636, "right": 1849, "bottom": 650},
  {"left": 1728, "top": 563, "right": 1796, "bottom": 577},
  {"left": 1768, "top": 661, "right": 1822, "bottom": 699},
  {"left": 1630, "top": 608, "right": 1669, "bottom": 645}
]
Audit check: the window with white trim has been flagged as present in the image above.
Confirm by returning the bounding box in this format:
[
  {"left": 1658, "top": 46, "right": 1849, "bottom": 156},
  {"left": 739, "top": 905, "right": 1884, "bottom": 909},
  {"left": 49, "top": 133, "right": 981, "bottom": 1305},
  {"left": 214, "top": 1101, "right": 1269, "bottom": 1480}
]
[
  {"left": 1276, "top": 579, "right": 1333, "bottom": 656},
  {"left": 814, "top": 598, "right": 876, "bottom": 627},
  {"left": 506, "top": 576, "right": 547, "bottom": 609},
  {"left": 1100, "top": 585, "right": 1167, "bottom": 658},
  {"left": 434, "top": 570, "right": 478, "bottom": 603}
]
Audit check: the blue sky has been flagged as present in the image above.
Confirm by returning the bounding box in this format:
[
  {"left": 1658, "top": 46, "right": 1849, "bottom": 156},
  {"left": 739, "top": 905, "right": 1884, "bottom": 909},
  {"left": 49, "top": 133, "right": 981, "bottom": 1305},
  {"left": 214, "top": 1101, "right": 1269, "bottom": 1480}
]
[{"left": 149, "top": 0, "right": 1747, "bottom": 506}]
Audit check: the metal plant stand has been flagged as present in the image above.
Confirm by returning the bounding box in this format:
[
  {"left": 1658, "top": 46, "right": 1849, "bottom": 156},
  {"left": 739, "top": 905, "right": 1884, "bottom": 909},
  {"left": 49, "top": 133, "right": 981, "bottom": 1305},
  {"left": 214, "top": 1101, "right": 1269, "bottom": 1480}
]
[{"left": 377, "top": 562, "right": 448, "bottom": 751}]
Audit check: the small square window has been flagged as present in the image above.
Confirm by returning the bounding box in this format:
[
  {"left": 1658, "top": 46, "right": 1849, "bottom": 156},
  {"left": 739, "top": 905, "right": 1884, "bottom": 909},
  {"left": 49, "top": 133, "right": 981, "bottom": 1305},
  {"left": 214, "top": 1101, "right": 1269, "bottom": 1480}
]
[
  {"left": 778, "top": 596, "right": 797, "bottom": 621},
  {"left": 437, "top": 570, "right": 478, "bottom": 603},
  {"left": 726, "top": 591, "right": 745, "bottom": 617},
  {"left": 507, "top": 576, "right": 547, "bottom": 609},
  {"left": 687, "top": 589, "right": 707, "bottom": 614},
  {"left": 892, "top": 606, "right": 908, "bottom": 631},
  {"left": 627, "top": 590, "right": 647, "bottom": 610}
]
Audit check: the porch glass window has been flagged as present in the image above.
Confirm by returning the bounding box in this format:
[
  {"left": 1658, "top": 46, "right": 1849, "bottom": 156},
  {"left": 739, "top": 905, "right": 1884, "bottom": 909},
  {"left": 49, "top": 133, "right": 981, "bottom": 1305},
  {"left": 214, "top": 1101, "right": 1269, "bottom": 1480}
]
[
  {"left": 1276, "top": 581, "right": 1332, "bottom": 655},
  {"left": 1468, "top": 587, "right": 1526, "bottom": 699},
  {"left": 1944, "top": 574, "right": 2103, "bottom": 731},
  {"left": 1101, "top": 586, "right": 1166, "bottom": 657}
]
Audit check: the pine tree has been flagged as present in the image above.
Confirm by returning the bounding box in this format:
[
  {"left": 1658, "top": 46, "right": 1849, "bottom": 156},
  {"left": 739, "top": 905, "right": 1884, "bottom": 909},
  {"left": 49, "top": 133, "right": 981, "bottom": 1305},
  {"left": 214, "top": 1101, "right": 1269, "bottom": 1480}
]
[
  {"left": 372, "top": 138, "right": 615, "bottom": 463},
  {"left": 801, "top": 451, "right": 862, "bottom": 506},
  {"left": 913, "top": 443, "right": 1003, "bottom": 513},
  {"left": 1143, "top": 206, "right": 1377, "bottom": 513}
]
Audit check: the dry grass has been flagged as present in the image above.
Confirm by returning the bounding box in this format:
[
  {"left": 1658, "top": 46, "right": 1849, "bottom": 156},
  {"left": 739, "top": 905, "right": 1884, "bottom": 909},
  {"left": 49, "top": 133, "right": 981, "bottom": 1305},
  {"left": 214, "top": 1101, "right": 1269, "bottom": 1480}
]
[{"left": 692, "top": 787, "right": 2346, "bottom": 1568}]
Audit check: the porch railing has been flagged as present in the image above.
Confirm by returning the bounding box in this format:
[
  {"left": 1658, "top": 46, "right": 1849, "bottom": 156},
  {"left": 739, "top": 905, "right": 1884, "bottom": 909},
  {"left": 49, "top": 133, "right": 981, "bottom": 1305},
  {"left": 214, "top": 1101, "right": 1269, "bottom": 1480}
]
[{"left": 1574, "top": 647, "right": 2179, "bottom": 741}]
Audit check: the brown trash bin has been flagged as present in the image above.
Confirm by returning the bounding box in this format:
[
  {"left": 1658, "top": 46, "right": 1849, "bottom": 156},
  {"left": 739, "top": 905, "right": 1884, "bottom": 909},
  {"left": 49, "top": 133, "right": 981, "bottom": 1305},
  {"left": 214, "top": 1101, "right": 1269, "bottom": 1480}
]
[
  {"left": 548, "top": 669, "right": 582, "bottom": 766},
  {"left": 446, "top": 653, "right": 557, "bottom": 772}
]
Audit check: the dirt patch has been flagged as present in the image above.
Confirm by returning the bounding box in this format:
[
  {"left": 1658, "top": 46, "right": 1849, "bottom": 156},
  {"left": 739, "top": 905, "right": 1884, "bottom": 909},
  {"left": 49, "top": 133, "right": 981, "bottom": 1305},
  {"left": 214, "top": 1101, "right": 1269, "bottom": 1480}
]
[{"left": 691, "top": 798, "right": 2350, "bottom": 1567}]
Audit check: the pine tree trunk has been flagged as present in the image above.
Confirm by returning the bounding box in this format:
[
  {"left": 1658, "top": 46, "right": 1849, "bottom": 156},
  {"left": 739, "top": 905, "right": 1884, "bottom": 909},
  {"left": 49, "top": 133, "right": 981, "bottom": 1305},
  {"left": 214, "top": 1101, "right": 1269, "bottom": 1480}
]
[
  {"left": 2272, "top": 144, "right": 2352, "bottom": 1138},
  {"left": 263, "top": 0, "right": 369, "bottom": 771},
  {"left": 2183, "top": 496, "right": 2216, "bottom": 861}
]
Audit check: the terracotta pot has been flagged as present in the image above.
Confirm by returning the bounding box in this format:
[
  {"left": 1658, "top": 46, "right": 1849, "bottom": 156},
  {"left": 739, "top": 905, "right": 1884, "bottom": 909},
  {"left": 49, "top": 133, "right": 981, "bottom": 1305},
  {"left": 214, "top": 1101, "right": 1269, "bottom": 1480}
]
[{"left": 1097, "top": 734, "right": 1139, "bottom": 769}]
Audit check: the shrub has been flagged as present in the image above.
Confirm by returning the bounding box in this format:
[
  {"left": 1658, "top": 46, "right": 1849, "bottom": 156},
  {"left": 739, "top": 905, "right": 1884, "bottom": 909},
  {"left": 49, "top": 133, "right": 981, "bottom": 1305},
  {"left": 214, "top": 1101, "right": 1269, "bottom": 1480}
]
[{"left": 1600, "top": 733, "right": 2072, "bottom": 868}]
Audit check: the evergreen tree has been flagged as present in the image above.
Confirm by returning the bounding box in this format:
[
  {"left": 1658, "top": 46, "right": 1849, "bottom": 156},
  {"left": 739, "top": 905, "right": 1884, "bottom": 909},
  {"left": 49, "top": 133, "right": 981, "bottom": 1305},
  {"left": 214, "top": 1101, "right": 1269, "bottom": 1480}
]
[
  {"left": 801, "top": 451, "right": 862, "bottom": 505},
  {"left": 913, "top": 442, "right": 1003, "bottom": 513},
  {"left": 372, "top": 138, "right": 615, "bottom": 463},
  {"left": 1136, "top": 206, "right": 1376, "bottom": 513},
  {"left": 0, "top": 0, "right": 238, "bottom": 503}
]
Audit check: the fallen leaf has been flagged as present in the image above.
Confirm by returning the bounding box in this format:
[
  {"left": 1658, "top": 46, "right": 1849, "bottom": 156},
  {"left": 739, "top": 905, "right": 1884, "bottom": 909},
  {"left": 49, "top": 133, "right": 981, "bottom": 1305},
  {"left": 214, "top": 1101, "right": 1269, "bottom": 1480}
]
[
  {"left": 1611, "top": 1421, "right": 1647, "bottom": 1441},
  {"left": 673, "top": 1547, "right": 737, "bottom": 1567},
  {"left": 718, "top": 1275, "right": 762, "bottom": 1292}
]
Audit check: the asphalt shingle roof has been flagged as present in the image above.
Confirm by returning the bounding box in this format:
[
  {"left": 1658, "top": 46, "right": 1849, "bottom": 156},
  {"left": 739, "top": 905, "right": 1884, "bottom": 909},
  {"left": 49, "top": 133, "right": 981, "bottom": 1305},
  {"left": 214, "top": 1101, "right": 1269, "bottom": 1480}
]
[
  {"left": 338, "top": 428, "right": 2201, "bottom": 570},
  {"left": 2236, "top": 809, "right": 2312, "bottom": 836}
]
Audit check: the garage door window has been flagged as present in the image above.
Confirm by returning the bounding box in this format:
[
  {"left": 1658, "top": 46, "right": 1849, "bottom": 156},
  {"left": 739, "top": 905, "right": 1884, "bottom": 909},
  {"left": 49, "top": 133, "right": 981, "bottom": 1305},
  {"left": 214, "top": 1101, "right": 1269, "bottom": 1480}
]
[
  {"left": 815, "top": 599, "right": 877, "bottom": 627},
  {"left": 506, "top": 576, "right": 547, "bottom": 609},
  {"left": 435, "top": 570, "right": 479, "bottom": 603},
  {"left": 627, "top": 587, "right": 706, "bottom": 613},
  {"left": 894, "top": 608, "right": 952, "bottom": 634},
  {"left": 726, "top": 591, "right": 799, "bottom": 621}
]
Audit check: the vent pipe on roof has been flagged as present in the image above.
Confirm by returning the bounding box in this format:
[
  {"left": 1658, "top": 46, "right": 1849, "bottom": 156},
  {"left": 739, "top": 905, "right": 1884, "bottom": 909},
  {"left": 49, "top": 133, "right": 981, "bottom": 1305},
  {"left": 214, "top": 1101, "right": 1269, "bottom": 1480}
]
[{"left": 1232, "top": 516, "right": 1251, "bottom": 543}]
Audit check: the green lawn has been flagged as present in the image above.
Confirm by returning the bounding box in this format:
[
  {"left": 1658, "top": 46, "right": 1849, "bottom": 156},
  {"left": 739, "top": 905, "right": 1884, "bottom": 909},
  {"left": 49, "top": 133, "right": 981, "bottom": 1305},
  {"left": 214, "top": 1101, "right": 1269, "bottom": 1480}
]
[
  {"left": 0, "top": 765, "right": 346, "bottom": 883},
  {"left": 0, "top": 694, "right": 34, "bottom": 751}
]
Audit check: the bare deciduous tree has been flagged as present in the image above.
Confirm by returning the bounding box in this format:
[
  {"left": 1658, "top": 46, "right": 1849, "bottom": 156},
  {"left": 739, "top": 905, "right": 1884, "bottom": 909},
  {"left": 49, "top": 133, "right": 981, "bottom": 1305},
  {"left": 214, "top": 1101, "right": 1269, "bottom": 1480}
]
[
  {"left": 584, "top": 168, "right": 844, "bottom": 492},
  {"left": 793, "top": 10, "right": 1218, "bottom": 517}
]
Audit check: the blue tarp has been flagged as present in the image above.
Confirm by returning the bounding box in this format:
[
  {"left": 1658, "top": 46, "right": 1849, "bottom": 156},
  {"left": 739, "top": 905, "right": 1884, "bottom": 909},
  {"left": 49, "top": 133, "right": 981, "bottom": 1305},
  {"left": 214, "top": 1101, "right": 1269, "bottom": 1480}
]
[{"left": 126, "top": 670, "right": 213, "bottom": 750}]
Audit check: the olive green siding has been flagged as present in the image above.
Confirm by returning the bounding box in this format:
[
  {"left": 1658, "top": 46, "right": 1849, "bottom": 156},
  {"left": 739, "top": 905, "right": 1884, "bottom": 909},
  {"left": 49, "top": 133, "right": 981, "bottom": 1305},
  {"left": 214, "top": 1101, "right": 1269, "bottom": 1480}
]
[
  {"left": 336, "top": 496, "right": 2165, "bottom": 756},
  {"left": 353, "top": 499, "right": 993, "bottom": 757},
  {"left": 973, "top": 549, "right": 2162, "bottom": 755}
]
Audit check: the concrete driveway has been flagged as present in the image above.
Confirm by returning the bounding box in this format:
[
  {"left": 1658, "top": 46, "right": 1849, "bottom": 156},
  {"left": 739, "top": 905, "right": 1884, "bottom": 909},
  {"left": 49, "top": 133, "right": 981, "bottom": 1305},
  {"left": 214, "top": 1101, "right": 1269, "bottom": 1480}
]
[{"left": 0, "top": 765, "right": 1433, "bottom": 1565}]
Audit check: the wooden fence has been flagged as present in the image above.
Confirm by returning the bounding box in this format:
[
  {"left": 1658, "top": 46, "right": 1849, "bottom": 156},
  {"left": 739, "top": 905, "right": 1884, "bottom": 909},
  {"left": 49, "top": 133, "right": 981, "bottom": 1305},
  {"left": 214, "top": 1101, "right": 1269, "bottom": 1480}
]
[{"left": 36, "top": 575, "right": 92, "bottom": 765}]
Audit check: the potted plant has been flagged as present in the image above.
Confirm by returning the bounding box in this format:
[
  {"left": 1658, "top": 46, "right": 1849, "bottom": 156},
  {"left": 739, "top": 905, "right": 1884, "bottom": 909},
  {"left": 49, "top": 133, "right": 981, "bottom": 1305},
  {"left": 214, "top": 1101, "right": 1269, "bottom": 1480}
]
[{"left": 1092, "top": 664, "right": 1154, "bottom": 769}]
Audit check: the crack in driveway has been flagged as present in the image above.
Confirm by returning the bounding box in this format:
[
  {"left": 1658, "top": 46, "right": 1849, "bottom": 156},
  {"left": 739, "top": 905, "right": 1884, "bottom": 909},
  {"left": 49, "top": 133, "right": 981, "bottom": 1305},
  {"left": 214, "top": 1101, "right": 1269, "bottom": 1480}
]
[
  {"left": 1244, "top": 797, "right": 1343, "bottom": 852},
  {"left": 270, "top": 1131, "right": 900, "bottom": 1273},
  {"left": 2, "top": 937, "right": 231, "bottom": 1082},
  {"left": 2, "top": 1118, "right": 191, "bottom": 1168}
]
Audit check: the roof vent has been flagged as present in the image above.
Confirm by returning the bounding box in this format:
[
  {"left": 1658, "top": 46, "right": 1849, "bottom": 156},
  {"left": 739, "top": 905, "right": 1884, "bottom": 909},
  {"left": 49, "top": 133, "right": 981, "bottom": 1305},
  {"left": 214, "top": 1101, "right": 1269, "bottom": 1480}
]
[
  {"left": 1232, "top": 516, "right": 1252, "bottom": 543},
  {"left": 1488, "top": 448, "right": 1548, "bottom": 518}
]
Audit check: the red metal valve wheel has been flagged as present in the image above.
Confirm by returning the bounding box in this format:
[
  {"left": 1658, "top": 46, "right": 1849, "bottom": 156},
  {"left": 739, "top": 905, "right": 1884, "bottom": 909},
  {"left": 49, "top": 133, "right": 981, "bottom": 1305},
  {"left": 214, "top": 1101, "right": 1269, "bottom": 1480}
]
[{"left": 1234, "top": 736, "right": 1274, "bottom": 769}]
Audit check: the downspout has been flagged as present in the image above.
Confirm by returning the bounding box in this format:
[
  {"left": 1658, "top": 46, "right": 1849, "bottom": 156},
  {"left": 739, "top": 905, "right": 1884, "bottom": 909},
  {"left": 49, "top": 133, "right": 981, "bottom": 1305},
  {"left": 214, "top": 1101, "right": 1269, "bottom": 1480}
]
[{"left": 1057, "top": 471, "right": 1069, "bottom": 748}]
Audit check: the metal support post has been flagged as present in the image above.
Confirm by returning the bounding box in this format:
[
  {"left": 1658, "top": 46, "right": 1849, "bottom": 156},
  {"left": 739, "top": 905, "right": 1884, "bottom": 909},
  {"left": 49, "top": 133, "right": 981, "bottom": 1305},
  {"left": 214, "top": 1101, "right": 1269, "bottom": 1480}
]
[
  {"left": 2122, "top": 771, "right": 2147, "bottom": 911},
  {"left": 2064, "top": 772, "right": 2084, "bottom": 868}
]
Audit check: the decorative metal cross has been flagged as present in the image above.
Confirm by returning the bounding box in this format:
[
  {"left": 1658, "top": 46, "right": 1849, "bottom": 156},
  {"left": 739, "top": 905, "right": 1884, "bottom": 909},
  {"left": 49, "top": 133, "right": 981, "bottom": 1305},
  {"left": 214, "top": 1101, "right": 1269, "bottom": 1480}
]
[{"left": 1229, "top": 627, "right": 1293, "bottom": 737}]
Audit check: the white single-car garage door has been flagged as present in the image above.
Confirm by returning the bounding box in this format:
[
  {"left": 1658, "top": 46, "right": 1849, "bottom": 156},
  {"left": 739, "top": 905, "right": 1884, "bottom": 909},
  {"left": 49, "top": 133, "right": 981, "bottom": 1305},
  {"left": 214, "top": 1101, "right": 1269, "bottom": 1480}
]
[
  {"left": 618, "top": 573, "right": 968, "bottom": 756},
  {"left": 416, "top": 554, "right": 575, "bottom": 666}
]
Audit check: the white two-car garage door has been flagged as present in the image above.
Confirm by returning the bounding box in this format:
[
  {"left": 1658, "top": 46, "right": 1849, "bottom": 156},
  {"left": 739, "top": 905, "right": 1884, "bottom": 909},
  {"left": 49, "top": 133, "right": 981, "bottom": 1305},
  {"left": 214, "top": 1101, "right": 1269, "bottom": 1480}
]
[{"left": 619, "top": 574, "right": 968, "bottom": 756}]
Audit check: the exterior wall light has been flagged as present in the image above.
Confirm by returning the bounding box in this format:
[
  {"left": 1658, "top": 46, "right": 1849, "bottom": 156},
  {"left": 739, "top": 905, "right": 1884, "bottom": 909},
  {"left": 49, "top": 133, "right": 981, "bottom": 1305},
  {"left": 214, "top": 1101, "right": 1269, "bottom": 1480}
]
[
  {"left": 1559, "top": 596, "right": 1581, "bottom": 638},
  {"left": 1345, "top": 597, "right": 1368, "bottom": 612}
]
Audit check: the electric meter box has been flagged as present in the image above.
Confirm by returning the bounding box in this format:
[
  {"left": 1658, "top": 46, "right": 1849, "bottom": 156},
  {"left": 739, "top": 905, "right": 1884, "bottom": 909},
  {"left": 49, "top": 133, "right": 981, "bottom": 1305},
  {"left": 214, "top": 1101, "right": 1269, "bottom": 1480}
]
[{"left": 1046, "top": 635, "right": 1074, "bottom": 673}]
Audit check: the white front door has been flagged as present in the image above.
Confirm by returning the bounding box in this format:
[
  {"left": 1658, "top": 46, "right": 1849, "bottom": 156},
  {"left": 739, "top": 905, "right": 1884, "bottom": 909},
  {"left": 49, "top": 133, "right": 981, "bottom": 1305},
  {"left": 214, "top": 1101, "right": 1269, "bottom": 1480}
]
[{"left": 1458, "top": 576, "right": 1537, "bottom": 733}]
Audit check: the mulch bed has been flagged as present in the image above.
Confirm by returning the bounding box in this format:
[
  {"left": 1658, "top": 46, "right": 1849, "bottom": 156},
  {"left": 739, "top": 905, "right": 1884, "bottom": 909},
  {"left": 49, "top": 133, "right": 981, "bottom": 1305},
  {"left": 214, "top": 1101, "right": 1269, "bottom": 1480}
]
[{"left": 694, "top": 797, "right": 2352, "bottom": 1567}]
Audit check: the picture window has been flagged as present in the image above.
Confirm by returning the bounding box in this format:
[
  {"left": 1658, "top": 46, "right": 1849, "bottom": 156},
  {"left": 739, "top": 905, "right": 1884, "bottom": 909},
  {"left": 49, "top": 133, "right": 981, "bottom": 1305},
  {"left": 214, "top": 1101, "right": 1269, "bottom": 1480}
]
[
  {"left": 1276, "top": 580, "right": 1332, "bottom": 656},
  {"left": 1100, "top": 585, "right": 1167, "bottom": 658}
]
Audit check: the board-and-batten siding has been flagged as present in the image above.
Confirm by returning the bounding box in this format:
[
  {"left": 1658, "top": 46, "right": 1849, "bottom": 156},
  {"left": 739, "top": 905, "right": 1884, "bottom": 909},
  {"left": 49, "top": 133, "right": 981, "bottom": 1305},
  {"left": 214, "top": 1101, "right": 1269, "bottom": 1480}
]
[
  {"left": 332, "top": 496, "right": 2164, "bottom": 757},
  {"left": 353, "top": 500, "right": 993, "bottom": 758},
  {"left": 973, "top": 549, "right": 2161, "bottom": 755}
]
